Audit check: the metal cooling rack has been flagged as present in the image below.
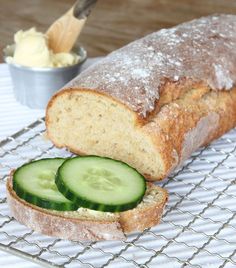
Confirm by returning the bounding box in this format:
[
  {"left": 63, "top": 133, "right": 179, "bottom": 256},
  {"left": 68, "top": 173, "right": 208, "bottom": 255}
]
[{"left": 0, "top": 118, "right": 236, "bottom": 268}]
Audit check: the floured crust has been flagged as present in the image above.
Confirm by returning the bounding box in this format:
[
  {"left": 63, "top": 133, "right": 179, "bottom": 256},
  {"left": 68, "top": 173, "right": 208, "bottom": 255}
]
[
  {"left": 7, "top": 175, "right": 168, "bottom": 241},
  {"left": 145, "top": 87, "right": 236, "bottom": 178},
  {"left": 63, "top": 14, "right": 236, "bottom": 118}
]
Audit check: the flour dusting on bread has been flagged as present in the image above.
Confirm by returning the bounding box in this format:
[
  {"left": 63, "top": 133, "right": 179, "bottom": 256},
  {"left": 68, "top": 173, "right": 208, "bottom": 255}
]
[{"left": 67, "top": 14, "right": 236, "bottom": 117}]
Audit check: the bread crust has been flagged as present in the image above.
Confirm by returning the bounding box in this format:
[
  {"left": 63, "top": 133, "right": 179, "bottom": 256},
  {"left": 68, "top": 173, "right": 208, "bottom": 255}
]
[
  {"left": 54, "top": 15, "right": 236, "bottom": 118},
  {"left": 119, "top": 183, "right": 168, "bottom": 233},
  {"left": 7, "top": 176, "right": 168, "bottom": 241}
]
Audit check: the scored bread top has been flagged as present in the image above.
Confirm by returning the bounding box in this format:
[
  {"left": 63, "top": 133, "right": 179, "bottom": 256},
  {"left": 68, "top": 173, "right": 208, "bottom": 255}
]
[{"left": 65, "top": 14, "right": 236, "bottom": 118}]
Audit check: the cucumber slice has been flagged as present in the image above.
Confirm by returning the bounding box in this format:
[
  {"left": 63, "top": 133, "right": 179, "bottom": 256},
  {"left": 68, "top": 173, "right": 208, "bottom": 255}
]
[
  {"left": 13, "top": 158, "right": 78, "bottom": 211},
  {"left": 56, "top": 156, "right": 146, "bottom": 212}
]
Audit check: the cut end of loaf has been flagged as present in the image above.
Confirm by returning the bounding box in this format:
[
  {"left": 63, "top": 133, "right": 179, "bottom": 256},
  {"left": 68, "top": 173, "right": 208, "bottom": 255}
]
[{"left": 46, "top": 89, "right": 169, "bottom": 180}]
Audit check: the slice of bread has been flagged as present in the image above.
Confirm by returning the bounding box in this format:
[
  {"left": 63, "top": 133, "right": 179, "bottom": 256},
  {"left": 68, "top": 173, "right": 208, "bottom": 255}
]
[{"left": 6, "top": 175, "right": 168, "bottom": 241}]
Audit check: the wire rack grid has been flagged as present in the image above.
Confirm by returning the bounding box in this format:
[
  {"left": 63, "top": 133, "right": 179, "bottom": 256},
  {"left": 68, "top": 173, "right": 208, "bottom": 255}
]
[{"left": 0, "top": 118, "right": 235, "bottom": 268}]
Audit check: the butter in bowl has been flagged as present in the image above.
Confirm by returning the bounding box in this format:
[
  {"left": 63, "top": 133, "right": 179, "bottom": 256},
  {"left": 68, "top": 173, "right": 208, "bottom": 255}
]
[
  {"left": 4, "top": 27, "right": 87, "bottom": 109},
  {"left": 3, "top": 0, "right": 98, "bottom": 109}
]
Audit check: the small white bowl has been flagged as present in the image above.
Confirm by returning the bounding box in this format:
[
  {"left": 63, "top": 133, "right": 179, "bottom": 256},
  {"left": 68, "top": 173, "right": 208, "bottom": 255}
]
[{"left": 3, "top": 45, "right": 87, "bottom": 109}]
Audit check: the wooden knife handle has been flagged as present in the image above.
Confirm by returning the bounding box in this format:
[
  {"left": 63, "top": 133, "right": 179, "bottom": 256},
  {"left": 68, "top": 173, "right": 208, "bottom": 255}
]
[{"left": 46, "top": 0, "right": 97, "bottom": 53}]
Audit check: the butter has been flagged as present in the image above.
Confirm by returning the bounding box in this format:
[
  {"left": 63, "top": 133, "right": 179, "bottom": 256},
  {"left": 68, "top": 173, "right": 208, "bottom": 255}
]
[
  {"left": 76, "top": 207, "right": 115, "bottom": 218},
  {"left": 6, "top": 28, "right": 79, "bottom": 68}
]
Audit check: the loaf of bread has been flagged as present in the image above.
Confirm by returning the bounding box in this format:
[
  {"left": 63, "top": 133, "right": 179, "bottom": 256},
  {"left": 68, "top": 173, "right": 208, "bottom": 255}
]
[
  {"left": 46, "top": 14, "right": 236, "bottom": 181},
  {"left": 7, "top": 176, "right": 167, "bottom": 241}
]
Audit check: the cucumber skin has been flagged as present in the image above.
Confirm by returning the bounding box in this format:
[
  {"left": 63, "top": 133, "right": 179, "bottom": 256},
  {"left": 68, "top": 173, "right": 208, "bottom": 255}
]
[
  {"left": 55, "top": 156, "right": 146, "bottom": 213},
  {"left": 13, "top": 158, "right": 78, "bottom": 211}
]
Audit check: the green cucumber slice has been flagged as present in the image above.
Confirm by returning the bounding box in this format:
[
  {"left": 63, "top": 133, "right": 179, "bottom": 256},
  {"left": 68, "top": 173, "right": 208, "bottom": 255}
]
[
  {"left": 56, "top": 156, "right": 146, "bottom": 212},
  {"left": 13, "top": 158, "right": 78, "bottom": 211}
]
